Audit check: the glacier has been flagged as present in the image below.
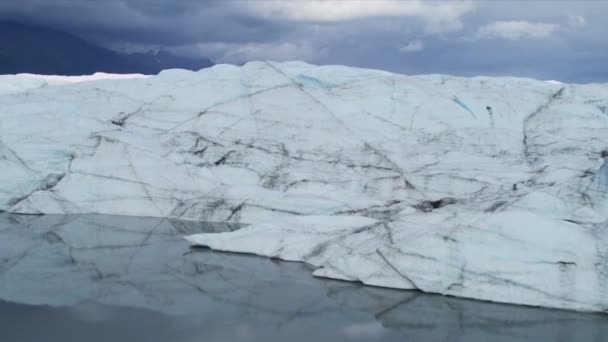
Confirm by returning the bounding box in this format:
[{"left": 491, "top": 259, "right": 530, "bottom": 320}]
[{"left": 0, "top": 61, "right": 607, "bottom": 312}]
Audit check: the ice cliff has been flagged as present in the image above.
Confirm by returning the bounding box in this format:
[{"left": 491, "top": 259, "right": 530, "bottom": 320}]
[{"left": 1, "top": 62, "right": 607, "bottom": 312}]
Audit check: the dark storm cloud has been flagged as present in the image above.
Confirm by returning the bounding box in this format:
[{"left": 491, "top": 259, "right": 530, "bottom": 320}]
[
  {"left": 0, "top": 0, "right": 607, "bottom": 83},
  {"left": 0, "top": 0, "right": 288, "bottom": 45}
]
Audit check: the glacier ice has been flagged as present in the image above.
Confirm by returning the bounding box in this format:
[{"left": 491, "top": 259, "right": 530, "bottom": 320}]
[{"left": 1, "top": 61, "right": 607, "bottom": 312}]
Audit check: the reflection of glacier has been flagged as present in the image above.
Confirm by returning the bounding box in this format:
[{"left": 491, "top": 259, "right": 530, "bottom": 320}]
[{"left": 1, "top": 214, "right": 608, "bottom": 341}]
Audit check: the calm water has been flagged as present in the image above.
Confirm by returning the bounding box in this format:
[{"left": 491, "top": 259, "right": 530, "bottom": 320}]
[{"left": 1, "top": 213, "right": 607, "bottom": 342}]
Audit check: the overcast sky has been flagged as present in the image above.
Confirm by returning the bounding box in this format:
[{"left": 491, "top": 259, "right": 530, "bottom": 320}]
[{"left": 1, "top": 0, "right": 607, "bottom": 83}]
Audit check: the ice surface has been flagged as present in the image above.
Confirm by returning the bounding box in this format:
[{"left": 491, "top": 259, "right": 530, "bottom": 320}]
[{"left": 1, "top": 62, "right": 607, "bottom": 312}]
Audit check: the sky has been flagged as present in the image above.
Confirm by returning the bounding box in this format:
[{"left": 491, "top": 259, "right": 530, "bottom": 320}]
[{"left": 1, "top": 0, "right": 607, "bottom": 83}]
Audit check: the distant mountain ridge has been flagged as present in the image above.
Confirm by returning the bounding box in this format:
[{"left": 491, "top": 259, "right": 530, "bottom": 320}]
[{"left": 0, "top": 22, "right": 213, "bottom": 75}]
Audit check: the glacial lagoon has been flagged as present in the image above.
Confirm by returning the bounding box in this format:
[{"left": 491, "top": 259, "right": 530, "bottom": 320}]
[{"left": 0, "top": 213, "right": 606, "bottom": 342}]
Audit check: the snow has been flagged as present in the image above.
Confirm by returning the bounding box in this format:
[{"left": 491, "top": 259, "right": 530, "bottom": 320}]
[
  {"left": 13, "top": 72, "right": 149, "bottom": 83},
  {"left": 17, "top": 72, "right": 150, "bottom": 83},
  {"left": 1, "top": 62, "right": 607, "bottom": 312},
  {"left": 0, "top": 73, "right": 148, "bottom": 96}
]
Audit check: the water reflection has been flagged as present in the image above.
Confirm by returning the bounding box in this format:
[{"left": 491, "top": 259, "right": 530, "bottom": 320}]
[{"left": 0, "top": 213, "right": 606, "bottom": 341}]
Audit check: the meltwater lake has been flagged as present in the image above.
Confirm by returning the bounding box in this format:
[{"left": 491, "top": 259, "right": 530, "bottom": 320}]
[{"left": 1, "top": 213, "right": 607, "bottom": 342}]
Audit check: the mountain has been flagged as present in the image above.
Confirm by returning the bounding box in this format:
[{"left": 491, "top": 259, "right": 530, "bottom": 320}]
[{"left": 0, "top": 22, "right": 212, "bottom": 75}]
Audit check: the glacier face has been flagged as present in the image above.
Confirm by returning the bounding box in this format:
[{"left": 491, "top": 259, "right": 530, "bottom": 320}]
[{"left": 1, "top": 61, "right": 607, "bottom": 312}]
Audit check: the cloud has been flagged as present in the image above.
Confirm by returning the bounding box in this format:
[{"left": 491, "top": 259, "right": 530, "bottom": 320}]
[
  {"left": 0, "top": 1, "right": 287, "bottom": 45},
  {"left": 476, "top": 21, "right": 558, "bottom": 40},
  {"left": 568, "top": 15, "right": 587, "bottom": 28},
  {"left": 399, "top": 40, "right": 425, "bottom": 52},
  {"left": 179, "top": 41, "right": 327, "bottom": 64},
  {"left": 242, "top": 0, "right": 475, "bottom": 33},
  {"left": 219, "top": 41, "right": 327, "bottom": 63}
]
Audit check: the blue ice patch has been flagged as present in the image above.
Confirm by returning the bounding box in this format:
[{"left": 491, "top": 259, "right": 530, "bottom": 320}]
[
  {"left": 452, "top": 96, "right": 477, "bottom": 119},
  {"left": 295, "top": 75, "right": 333, "bottom": 90}
]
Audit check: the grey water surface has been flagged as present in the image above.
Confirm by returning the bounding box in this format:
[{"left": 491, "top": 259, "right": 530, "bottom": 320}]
[{"left": 0, "top": 213, "right": 606, "bottom": 342}]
